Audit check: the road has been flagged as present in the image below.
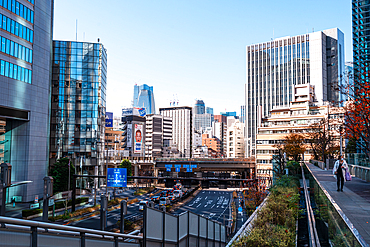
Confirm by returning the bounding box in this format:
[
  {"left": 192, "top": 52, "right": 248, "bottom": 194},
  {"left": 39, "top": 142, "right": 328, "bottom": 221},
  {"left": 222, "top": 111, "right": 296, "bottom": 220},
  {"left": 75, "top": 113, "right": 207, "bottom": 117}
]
[
  {"left": 65, "top": 189, "right": 153, "bottom": 230},
  {"left": 173, "top": 189, "right": 232, "bottom": 225}
]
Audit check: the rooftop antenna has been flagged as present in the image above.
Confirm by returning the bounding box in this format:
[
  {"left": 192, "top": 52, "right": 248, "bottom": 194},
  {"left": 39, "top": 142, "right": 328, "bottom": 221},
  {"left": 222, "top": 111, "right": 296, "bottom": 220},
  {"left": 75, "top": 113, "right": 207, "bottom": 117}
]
[
  {"left": 75, "top": 19, "right": 77, "bottom": 41},
  {"left": 312, "top": 28, "right": 314, "bottom": 33}
]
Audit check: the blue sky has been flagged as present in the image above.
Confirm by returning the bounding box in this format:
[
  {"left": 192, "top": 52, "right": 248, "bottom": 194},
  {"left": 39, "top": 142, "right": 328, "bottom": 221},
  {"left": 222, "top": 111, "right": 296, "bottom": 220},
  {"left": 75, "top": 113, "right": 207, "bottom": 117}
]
[{"left": 53, "top": 0, "right": 352, "bottom": 117}]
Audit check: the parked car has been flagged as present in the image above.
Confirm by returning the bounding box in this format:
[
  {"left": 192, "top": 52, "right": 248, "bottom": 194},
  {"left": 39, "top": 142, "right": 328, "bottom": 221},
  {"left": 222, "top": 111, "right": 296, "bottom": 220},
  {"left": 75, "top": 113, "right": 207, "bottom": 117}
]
[
  {"left": 138, "top": 200, "right": 149, "bottom": 211},
  {"left": 159, "top": 197, "right": 170, "bottom": 206},
  {"left": 150, "top": 196, "right": 160, "bottom": 203},
  {"left": 173, "top": 190, "right": 183, "bottom": 198},
  {"left": 168, "top": 195, "right": 176, "bottom": 203}
]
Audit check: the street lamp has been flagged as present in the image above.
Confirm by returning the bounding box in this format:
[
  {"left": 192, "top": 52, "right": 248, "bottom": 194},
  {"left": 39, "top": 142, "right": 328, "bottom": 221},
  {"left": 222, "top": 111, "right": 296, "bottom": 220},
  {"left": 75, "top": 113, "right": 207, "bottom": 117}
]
[{"left": 339, "top": 125, "right": 343, "bottom": 157}]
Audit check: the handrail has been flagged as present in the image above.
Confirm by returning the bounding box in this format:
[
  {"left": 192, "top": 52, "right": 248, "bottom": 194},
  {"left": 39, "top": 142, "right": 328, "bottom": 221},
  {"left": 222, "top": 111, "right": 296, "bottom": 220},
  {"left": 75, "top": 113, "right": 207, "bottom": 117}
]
[
  {"left": 305, "top": 163, "right": 369, "bottom": 247},
  {"left": 0, "top": 216, "right": 142, "bottom": 240},
  {"left": 301, "top": 164, "right": 321, "bottom": 247},
  {"left": 225, "top": 195, "right": 269, "bottom": 247}
]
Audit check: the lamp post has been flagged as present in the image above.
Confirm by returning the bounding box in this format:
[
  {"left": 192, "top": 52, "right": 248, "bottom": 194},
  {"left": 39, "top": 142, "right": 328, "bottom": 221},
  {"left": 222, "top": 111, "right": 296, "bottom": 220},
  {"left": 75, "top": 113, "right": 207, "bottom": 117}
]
[{"left": 340, "top": 125, "right": 343, "bottom": 157}]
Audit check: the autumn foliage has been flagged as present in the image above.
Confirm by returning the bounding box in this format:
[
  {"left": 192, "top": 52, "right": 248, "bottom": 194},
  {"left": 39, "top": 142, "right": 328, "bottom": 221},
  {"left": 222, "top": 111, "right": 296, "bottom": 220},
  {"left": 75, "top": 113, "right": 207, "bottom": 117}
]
[{"left": 343, "top": 78, "right": 370, "bottom": 159}]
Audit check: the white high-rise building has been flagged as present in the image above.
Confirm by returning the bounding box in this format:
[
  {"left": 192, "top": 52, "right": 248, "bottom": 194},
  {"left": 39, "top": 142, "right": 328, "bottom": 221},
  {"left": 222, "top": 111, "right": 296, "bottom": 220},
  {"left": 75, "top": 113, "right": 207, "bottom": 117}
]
[
  {"left": 160, "top": 106, "right": 193, "bottom": 158},
  {"left": 227, "top": 120, "right": 245, "bottom": 158},
  {"left": 245, "top": 28, "right": 345, "bottom": 156}
]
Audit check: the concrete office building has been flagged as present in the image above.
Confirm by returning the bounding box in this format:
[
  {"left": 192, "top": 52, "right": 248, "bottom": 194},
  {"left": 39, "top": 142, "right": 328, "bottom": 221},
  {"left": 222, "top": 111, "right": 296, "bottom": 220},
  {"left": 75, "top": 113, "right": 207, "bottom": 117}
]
[
  {"left": 245, "top": 28, "right": 345, "bottom": 156},
  {"left": 145, "top": 114, "right": 172, "bottom": 157},
  {"left": 0, "top": 0, "right": 53, "bottom": 202},
  {"left": 193, "top": 100, "right": 205, "bottom": 114},
  {"left": 194, "top": 113, "right": 213, "bottom": 132},
  {"left": 50, "top": 41, "right": 107, "bottom": 180},
  {"left": 160, "top": 106, "right": 193, "bottom": 158}
]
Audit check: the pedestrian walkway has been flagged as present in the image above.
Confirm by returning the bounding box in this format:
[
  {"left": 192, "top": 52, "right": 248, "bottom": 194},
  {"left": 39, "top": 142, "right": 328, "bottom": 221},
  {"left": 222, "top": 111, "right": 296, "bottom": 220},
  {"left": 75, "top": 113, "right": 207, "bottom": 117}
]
[{"left": 306, "top": 162, "right": 370, "bottom": 245}]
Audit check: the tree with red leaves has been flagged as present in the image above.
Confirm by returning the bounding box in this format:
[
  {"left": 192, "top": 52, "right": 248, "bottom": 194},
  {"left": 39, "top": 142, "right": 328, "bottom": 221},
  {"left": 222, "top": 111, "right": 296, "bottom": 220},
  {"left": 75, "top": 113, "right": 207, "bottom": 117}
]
[{"left": 343, "top": 79, "right": 370, "bottom": 159}]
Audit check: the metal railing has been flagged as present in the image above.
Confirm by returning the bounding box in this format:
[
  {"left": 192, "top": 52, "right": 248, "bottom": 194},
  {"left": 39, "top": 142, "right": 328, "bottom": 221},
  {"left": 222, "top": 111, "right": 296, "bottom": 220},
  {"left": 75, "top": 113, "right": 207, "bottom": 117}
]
[
  {"left": 301, "top": 164, "right": 321, "bottom": 247},
  {"left": 305, "top": 163, "right": 368, "bottom": 247},
  {"left": 225, "top": 195, "right": 269, "bottom": 247},
  {"left": 348, "top": 164, "right": 370, "bottom": 182},
  {"left": 0, "top": 216, "right": 142, "bottom": 247}
]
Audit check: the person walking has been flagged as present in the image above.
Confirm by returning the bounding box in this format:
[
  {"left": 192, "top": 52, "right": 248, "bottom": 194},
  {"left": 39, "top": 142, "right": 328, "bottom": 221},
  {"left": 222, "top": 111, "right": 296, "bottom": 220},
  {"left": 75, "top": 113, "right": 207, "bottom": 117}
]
[{"left": 333, "top": 155, "right": 348, "bottom": 192}]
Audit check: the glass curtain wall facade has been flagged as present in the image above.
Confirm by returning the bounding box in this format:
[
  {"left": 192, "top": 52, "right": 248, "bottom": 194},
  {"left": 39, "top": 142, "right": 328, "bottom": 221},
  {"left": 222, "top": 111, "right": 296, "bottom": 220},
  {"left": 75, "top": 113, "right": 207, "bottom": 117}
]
[
  {"left": 50, "top": 41, "right": 107, "bottom": 180},
  {"left": 193, "top": 100, "right": 205, "bottom": 114},
  {"left": 0, "top": 0, "right": 53, "bottom": 202},
  {"left": 133, "top": 84, "right": 155, "bottom": 114},
  {"left": 353, "top": 0, "right": 370, "bottom": 85},
  {"left": 245, "top": 28, "right": 344, "bottom": 156}
]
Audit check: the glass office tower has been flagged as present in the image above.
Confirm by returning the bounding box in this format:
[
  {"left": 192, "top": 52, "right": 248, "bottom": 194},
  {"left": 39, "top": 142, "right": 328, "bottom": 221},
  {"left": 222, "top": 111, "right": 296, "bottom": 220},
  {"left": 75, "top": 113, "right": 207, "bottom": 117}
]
[
  {"left": 353, "top": 1, "right": 370, "bottom": 86},
  {"left": 245, "top": 28, "right": 344, "bottom": 156},
  {"left": 0, "top": 0, "right": 53, "bottom": 202},
  {"left": 50, "top": 41, "right": 107, "bottom": 180},
  {"left": 133, "top": 84, "right": 155, "bottom": 114}
]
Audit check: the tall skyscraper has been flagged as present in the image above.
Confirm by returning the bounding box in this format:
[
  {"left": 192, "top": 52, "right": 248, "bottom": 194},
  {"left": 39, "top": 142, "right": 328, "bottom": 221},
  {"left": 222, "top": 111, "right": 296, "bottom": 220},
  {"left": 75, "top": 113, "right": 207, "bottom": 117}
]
[
  {"left": 193, "top": 100, "right": 205, "bottom": 114},
  {"left": 0, "top": 0, "right": 53, "bottom": 202},
  {"left": 160, "top": 106, "right": 193, "bottom": 158},
  {"left": 133, "top": 84, "right": 155, "bottom": 114},
  {"left": 353, "top": 1, "right": 370, "bottom": 86},
  {"left": 50, "top": 41, "right": 107, "bottom": 179},
  {"left": 245, "top": 28, "right": 345, "bottom": 156}
]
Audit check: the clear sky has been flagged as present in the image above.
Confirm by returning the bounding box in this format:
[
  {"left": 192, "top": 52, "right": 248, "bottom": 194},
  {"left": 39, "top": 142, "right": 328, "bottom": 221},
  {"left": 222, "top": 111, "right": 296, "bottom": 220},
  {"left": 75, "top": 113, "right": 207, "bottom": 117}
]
[{"left": 53, "top": 0, "right": 352, "bottom": 117}]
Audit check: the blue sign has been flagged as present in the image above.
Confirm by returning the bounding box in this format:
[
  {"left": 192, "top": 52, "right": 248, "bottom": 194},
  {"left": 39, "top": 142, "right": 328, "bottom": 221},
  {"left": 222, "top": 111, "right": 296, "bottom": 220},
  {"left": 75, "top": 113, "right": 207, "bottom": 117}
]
[
  {"left": 182, "top": 164, "right": 190, "bottom": 168},
  {"left": 107, "top": 168, "right": 127, "bottom": 187},
  {"left": 165, "top": 164, "right": 173, "bottom": 168},
  {"left": 175, "top": 168, "right": 180, "bottom": 172},
  {"left": 238, "top": 207, "right": 243, "bottom": 212},
  {"left": 166, "top": 168, "right": 172, "bottom": 172},
  {"left": 138, "top": 108, "right": 146, "bottom": 117},
  {"left": 105, "top": 112, "right": 113, "bottom": 127},
  {"left": 191, "top": 164, "right": 197, "bottom": 168},
  {"left": 186, "top": 168, "right": 192, "bottom": 172},
  {"left": 174, "top": 164, "right": 181, "bottom": 168}
]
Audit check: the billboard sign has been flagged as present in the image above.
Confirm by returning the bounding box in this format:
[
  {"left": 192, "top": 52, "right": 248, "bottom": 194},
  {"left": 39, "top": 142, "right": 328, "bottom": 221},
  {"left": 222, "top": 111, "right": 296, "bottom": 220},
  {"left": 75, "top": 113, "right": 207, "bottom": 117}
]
[
  {"left": 122, "top": 107, "right": 147, "bottom": 117},
  {"left": 107, "top": 168, "right": 127, "bottom": 187},
  {"left": 105, "top": 112, "right": 113, "bottom": 127},
  {"left": 134, "top": 124, "right": 143, "bottom": 153}
]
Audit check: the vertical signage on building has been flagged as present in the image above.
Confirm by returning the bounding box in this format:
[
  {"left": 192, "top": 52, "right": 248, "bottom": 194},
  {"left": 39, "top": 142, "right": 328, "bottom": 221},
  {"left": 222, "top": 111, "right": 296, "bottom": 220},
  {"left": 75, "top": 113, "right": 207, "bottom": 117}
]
[
  {"left": 134, "top": 124, "right": 143, "bottom": 153},
  {"left": 127, "top": 124, "right": 132, "bottom": 147},
  {"left": 105, "top": 112, "right": 113, "bottom": 127}
]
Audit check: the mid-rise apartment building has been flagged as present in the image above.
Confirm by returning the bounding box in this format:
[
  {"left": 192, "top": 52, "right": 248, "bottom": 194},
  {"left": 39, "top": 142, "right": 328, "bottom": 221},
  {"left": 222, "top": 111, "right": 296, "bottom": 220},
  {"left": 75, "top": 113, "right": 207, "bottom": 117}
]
[
  {"left": 256, "top": 84, "right": 344, "bottom": 186},
  {"left": 145, "top": 114, "right": 172, "bottom": 157},
  {"left": 227, "top": 120, "right": 245, "bottom": 158}
]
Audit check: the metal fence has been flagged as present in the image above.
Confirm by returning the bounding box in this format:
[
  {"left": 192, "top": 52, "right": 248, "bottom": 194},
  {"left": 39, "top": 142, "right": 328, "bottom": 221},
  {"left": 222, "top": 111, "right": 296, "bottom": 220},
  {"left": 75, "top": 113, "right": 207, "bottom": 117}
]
[
  {"left": 346, "top": 153, "right": 370, "bottom": 167},
  {"left": 143, "top": 207, "right": 227, "bottom": 247},
  {"left": 0, "top": 216, "right": 142, "bottom": 247}
]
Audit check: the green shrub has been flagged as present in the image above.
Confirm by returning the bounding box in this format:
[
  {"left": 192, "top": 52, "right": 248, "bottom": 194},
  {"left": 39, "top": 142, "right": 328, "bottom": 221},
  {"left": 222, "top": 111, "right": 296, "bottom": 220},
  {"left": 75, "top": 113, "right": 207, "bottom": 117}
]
[{"left": 233, "top": 176, "right": 299, "bottom": 247}]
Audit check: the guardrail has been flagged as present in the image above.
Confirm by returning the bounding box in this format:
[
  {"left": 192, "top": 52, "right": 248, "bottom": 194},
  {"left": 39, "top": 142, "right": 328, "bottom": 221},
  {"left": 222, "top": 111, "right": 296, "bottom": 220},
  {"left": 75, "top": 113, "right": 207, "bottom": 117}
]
[
  {"left": 225, "top": 195, "right": 269, "bottom": 247},
  {"left": 301, "top": 164, "right": 321, "bottom": 247},
  {"left": 348, "top": 164, "right": 370, "bottom": 182},
  {"left": 305, "top": 163, "right": 368, "bottom": 247},
  {"left": 0, "top": 216, "right": 142, "bottom": 247}
]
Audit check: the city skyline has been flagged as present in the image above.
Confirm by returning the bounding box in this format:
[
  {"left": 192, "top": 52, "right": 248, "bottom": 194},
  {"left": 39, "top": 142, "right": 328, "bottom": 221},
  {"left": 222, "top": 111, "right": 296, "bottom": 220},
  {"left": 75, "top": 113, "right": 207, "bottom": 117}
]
[{"left": 53, "top": 0, "right": 352, "bottom": 117}]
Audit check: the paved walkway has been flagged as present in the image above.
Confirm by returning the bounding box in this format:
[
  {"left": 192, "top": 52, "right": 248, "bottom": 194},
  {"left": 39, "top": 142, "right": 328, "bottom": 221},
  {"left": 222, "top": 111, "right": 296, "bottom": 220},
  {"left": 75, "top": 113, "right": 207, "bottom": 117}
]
[{"left": 306, "top": 162, "right": 370, "bottom": 245}]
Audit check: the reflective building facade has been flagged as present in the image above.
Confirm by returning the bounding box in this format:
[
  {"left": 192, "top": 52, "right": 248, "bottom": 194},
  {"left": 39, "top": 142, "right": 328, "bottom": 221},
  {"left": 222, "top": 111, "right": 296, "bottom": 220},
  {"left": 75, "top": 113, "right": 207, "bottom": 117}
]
[
  {"left": 353, "top": 0, "right": 370, "bottom": 86},
  {"left": 50, "top": 41, "right": 107, "bottom": 178},
  {"left": 133, "top": 84, "right": 155, "bottom": 114},
  {"left": 0, "top": 0, "right": 53, "bottom": 202},
  {"left": 245, "top": 28, "right": 344, "bottom": 156}
]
